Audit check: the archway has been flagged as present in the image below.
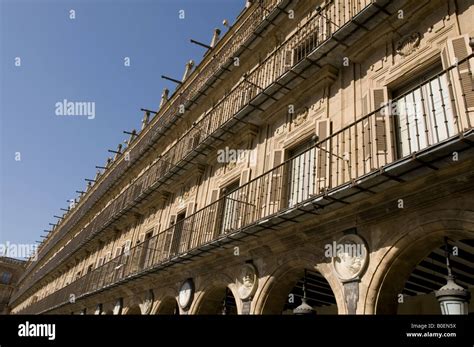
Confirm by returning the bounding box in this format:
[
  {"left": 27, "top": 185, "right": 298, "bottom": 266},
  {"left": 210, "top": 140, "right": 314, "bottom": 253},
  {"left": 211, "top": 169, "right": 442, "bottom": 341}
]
[
  {"left": 396, "top": 239, "right": 473, "bottom": 314},
  {"left": 377, "top": 239, "right": 474, "bottom": 314},
  {"left": 195, "top": 286, "right": 237, "bottom": 315},
  {"left": 366, "top": 217, "right": 474, "bottom": 314},
  {"left": 253, "top": 254, "right": 343, "bottom": 314},
  {"left": 125, "top": 305, "right": 142, "bottom": 315},
  {"left": 155, "top": 297, "right": 180, "bottom": 315},
  {"left": 259, "top": 267, "right": 337, "bottom": 314}
]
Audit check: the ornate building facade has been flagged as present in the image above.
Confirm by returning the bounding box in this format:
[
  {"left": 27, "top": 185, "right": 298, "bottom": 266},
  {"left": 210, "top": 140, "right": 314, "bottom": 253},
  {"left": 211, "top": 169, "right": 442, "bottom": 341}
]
[
  {"left": 9, "top": 0, "right": 474, "bottom": 315},
  {"left": 0, "top": 257, "right": 25, "bottom": 314}
]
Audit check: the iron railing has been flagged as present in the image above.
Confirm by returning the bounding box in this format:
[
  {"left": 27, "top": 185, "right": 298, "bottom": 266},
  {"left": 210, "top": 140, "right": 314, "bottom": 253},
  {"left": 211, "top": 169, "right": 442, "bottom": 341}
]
[
  {"left": 14, "top": 0, "right": 284, "bottom": 299},
  {"left": 17, "top": 54, "right": 474, "bottom": 314},
  {"left": 15, "top": 0, "right": 373, "bottom": 302}
]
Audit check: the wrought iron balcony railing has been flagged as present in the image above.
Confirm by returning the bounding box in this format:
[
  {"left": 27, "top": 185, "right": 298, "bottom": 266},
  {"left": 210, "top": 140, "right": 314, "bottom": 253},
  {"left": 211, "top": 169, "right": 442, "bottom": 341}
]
[
  {"left": 15, "top": 0, "right": 375, "bottom": 303},
  {"left": 17, "top": 53, "right": 474, "bottom": 314},
  {"left": 14, "top": 0, "right": 286, "bottom": 299}
]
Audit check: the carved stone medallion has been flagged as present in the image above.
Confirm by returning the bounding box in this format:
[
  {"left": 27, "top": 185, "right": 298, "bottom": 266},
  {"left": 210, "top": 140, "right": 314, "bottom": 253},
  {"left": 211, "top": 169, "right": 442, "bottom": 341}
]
[
  {"left": 332, "top": 234, "right": 368, "bottom": 281},
  {"left": 237, "top": 264, "right": 258, "bottom": 300},
  {"left": 139, "top": 289, "right": 154, "bottom": 315},
  {"left": 178, "top": 278, "right": 194, "bottom": 310},
  {"left": 396, "top": 32, "right": 421, "bottom": 56},
  {"left": 292, "top": 107, "right": 309, "bottom": 127}
]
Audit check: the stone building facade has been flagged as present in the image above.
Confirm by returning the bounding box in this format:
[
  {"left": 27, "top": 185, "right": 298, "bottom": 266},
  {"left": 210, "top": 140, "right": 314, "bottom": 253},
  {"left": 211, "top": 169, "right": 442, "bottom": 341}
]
[
  {"left": 9, "top": 0, "right": 474, "bottom": 315},
  {"left": 0, "top": 257, "right": 25, "bottom": 314}
]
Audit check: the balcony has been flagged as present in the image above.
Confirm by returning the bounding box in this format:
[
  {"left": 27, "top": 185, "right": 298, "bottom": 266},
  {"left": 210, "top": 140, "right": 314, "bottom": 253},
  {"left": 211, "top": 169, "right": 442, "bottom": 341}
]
[
  {"left": 13, "top": 0, "right": 290, "bottom": 302},
  {"left": 14, "top": 0, "right": 425, "bottom": 305},
  {"left": 13, "top": 0, "right": 402, "bottom": 305},
  {"left": 17, "top": 51, "right": 474, "bottom": 313}
]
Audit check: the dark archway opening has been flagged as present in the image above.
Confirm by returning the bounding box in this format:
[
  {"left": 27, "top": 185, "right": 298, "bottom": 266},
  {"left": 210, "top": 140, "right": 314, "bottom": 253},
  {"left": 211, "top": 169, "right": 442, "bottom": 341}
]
[
  {"left": 197, "top": 286, "right": 237, "bottom": 315},
  {"left": 397, "top": 239, "right": 474, "bottom": 314},
  {"left": 125, "top": 305, "right": 141, "bottom": 315},
  {"left": 156, "top": 297, "right": 180, "bottom": 315},
  {"left": 262, "top": 268, "right": 337, "bottom": 314}
]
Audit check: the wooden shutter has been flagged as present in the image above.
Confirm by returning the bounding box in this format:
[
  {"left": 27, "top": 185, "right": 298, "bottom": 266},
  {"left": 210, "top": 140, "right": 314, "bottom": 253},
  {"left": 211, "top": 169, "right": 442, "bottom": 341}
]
[
  {"left": 315, "top": 119, "right": 331, "bottom": 186},
  {"left": 124, "top": 240, "right": 131, "bottom": 255},
  {"left": 283, "top": 49, "right": 294, "bottom": 69},
  {"left": 371, "top": 87, "right": 393, "bottom": 165},
  {"left": 240, "top": 168, "right": 251, "bottom": 185},
  {"left": 181, "top": 201, "right": 196, "bottom": 252},
  {"left": 114, "top": 247, "right": 122, "bottom": 258},
  {"left": 186, "top": 201, "right": 196, "bottom": 216},
  {"left": 123, "top": 239, "right": 132, "bottom": 271},
  {"left": 169, "top": 214, "right": 177, "bottom": 226},
  {"left": 444, "top": 35, "right": 474, "bottom": 130},
  {"left": 206, "top": 189, "right": 221, "bottom": 242},
  {"left": 209, "top": 188, "right": 220, "bottom": 204},
  {"left": 268, "top": 150, "right": 283, "bottom": 214},
  {"left": 163, "top": 214, "right": 176, "bottom": 258},
  {"left": 238, "top": 168, "right": 251, "bottom": 226},
  {"left": 361, "top": 94, "right": 371, "bottom": 163},
  {"left": 97, "top": 257, "right": 104, "bottom": 268},
  {"left": 441, "top": 46, "right": 459, "bottom": 124},
  {"left": 451, "top": 37, "right": 474, "bottom": 108}
]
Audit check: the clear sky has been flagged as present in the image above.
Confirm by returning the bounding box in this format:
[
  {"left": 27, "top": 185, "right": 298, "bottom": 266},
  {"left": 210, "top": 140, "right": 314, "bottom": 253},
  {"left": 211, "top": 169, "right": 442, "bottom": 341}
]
[{"left": 0, "top": 0, "right": 244, "bottom": 257}]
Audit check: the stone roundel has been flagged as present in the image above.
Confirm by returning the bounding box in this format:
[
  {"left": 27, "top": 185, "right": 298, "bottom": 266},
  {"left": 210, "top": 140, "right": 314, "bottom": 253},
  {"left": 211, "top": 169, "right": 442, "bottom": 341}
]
[
  {"left": 332, "top": 234, "right": 369, "bottom": 281},
  {"left": 237, "top": 263, "right": 258, "bottom": 300}
]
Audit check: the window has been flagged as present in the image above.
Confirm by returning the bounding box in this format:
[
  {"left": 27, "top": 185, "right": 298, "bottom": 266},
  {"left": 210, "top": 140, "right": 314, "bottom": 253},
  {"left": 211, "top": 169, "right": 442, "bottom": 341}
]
[
  {"left": 170, "top": 212, "right": 186, "bottom": 256},
  {"left": 114, "top": 247, "right": 123, "bottom": 258},
  {"left": 123, "top": 240, "right": 131, "bottom": 256},
  {"left": 96, "top": 257, "right": 104, "bottom": 268},
  {"left": 138, "top": 230, "right": 154, "bottom": 269},
  {"left": 221, "top": 181, "right": 240, "bottom": 233},
  {"left": 1, "top": 271, "right": 12, "bottom": 285},
  {"left": 287, "top": 139, "right": 315, "bottom": 207},
  {"left": 393, "top": 64, "right": 455, "bottom": 157}
]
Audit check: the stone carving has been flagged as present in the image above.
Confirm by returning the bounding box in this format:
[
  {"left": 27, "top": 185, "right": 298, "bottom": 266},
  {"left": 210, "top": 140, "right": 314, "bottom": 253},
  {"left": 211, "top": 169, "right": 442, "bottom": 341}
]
[
  {"left": 332, "top": 234, "right": 368, "bottom": 281},
  {"left": 275, "top": 123, "right": 287, "bottom": 136},
  {"left": 215, "top": 165, "right": 225, "bottom": 177},
  {"left": 238, "top": 264, "right": 258, "bottom": 300},
  {"left": 178, "top": 279, "right": 194, "bottom": 310},
  {"left": 139, "top": 289, "right": 154, "bottom": 315},
  {"left": 182, "top": 190, "right": 190, "bottom": 200},
  {"left": 292, "top": 107, "right": 309, "bottom": 127},
  {"left": 396, "top": 32, "right": 421, "bottom": 56},
  {"left": 227, "top": 160, "right": 237, "bottom": 171}
]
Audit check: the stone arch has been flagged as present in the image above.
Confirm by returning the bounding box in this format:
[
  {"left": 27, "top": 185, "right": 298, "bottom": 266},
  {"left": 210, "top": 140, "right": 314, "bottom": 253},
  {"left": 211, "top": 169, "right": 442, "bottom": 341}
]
[
  {"left": 102, "top": 307, "right": 114, "bottom": 315},
  {"left": 123, "top": 304, "right": 142, "bottom": 315},
  {"left": 253, "top": 251, "right": 344, "bottom": 314},
  {"left": 189, "top": 273, "right": 241, "bottom": 315},
  {"left": 151, "top": 287, "right": 179, "bottom": 315},
  {"left": 155, "top": 296, "right": 179, "bottom": 314},
  {"left": 122, "top": 295, "right": 142, "bottom": 315},
  {"left": 363, "top": 209, "right": 474, "bottom": 314}
]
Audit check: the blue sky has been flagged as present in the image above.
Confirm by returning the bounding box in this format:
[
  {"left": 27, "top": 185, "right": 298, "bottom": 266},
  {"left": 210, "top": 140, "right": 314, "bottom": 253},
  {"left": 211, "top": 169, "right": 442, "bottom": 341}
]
[{"left": 0, "top": 0, "right": 244, "bottom": 255}]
